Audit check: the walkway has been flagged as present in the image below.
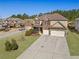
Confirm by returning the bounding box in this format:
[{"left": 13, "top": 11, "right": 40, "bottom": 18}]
[{"left": 17, "top": 35, "right": 71, "bottom": 59}]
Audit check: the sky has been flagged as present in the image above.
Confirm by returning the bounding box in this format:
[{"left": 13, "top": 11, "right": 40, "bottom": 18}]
[{"left": 0, "top": 0, "right": 79, "bottom": 18}]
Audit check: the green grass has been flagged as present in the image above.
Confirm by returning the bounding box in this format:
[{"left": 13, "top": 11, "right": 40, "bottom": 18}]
[
  {"left": 0, "top": 32, "right": 39, "bottom": 59},
  {"left": 67, "top": 30, "right": 79, "bottom": 56}
]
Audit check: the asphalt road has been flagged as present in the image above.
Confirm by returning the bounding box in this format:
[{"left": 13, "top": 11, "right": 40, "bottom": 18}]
[
  {"left": 17, "top": 35, "right": 70, "bottom": 59},
  {"left": 0, "top": 30, "right": 25, "bottom": 39}
]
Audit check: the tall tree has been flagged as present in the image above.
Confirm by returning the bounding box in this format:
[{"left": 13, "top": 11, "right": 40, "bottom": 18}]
[{"left": 22, "top": 13, "right": 29, "bottom": 19}]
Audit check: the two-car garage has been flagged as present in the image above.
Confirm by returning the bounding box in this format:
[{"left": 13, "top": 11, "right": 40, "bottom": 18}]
[{"left": 43, "top": 30, "right": 65, "bottom": 37}]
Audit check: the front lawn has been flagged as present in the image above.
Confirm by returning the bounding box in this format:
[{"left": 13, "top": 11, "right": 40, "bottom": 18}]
[
  {"left": 0, "top": 32, "right": 39, "bottom": 59},
  {"left": 67, "top": 30, "right": 79, "bottom": 56}
]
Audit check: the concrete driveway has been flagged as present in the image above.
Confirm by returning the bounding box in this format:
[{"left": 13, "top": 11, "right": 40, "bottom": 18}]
[{"left": 17, "top": 35, "right": 71, "bottom": 59}]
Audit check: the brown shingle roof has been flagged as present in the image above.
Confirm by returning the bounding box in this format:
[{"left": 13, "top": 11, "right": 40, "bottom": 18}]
[{"left": 37, "top": 13, "right": 68, "bottom": 21}]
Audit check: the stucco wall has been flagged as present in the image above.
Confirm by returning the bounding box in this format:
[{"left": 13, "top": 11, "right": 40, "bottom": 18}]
[
  {"left": 50, "top": 21, "right": 67, "bottom": 28},
  {"left": 60, "top": 21, "right": 68, "bottom": 28},
  {"left": 40, "top": 21, "right": 42, "bottom": 25},
  {"left": 50, "top": 21, "right": 57, "bottom": 25}
]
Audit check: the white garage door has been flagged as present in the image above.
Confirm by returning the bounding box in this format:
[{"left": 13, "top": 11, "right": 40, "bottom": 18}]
[{"left": 50, "top": 30, "right": 65, "bottom": 37}]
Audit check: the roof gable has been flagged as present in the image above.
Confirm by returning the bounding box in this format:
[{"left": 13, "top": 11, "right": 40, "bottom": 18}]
[{"left": 51, "top": 21, "right": 66, "bottom": 29}]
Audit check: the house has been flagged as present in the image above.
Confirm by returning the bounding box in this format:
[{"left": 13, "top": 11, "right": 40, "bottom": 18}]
[
  {"left": 0, "top": 25, "right": 5, "bottom": 30},
  {"left": 24, "top": 19, "right": 33, "bottom": 30},
  {"left": 4, "top": 18, "right": 25, "bottom": 28},
  {"left": 33, "top": 13, "right": 68, "bottom": 37},
  {"left": 75, "top": 18, "right": 79, "bottom": 31}
]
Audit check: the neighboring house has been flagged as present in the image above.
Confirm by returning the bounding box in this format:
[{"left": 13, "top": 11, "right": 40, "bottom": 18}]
[
  {"left": 4, "top": 18, "right": 25, "bottom": 28},
  {"left": 0, "top": 25, "right": 5, "bottom": 30},
  {"left": 33, "top": 13, "right": 68, "bottom": 37},
  {"left": 25, "top": 19, "right": 33, "bottom": 30},
  {"left": 75, "top": 18, "right": 79, "bottom": 31}
]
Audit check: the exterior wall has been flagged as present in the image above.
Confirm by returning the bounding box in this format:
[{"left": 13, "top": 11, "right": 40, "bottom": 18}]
[
  {"left": 51, "top": 22, "right": 63, "bottom": 28},
  {"left": 50, "top": 21, "right": 57, "bottom": 25},
  {"left": 50, "top": 21, "right": 67, "bottom": 28},
  {"left": 60, "top": 21, "right": 68, "bottom": 28},
  {"left": 40, "top": 21, "right": 42, "bottom": 25},
  {"left": 35, "top": 20, "right": 40, "bottom": 25},
  {"left": 43, "top": 30, "right": 49, "bottom": 35}
]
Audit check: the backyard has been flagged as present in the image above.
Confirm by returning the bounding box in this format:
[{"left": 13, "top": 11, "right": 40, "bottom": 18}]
[
  {"left": 67, "top": 30, "right": 79, "bottom": 56},
  {"left": 0, "top": 31, "right": 39, "bottom": 59}
]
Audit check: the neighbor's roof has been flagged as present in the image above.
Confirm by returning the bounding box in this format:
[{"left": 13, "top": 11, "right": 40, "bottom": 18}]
[
  {"left": 36, "top": 13, "right": 68, "bottom": 21},
  {"left": 6, "top": 18, "right": 23, "bottom": 21},
  {"left": 24, "top": 19, "right": 33, "bottom": 26}
]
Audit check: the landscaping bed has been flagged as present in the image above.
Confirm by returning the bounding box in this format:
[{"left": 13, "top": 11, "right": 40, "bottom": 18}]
[{"left": 0, "top": 31, "right": 39, "bottom": 59}]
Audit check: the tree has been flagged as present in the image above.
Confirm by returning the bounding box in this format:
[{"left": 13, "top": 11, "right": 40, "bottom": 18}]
[
  {"left": 11, "top": 15, "right": 16, "bottom": 18},
  {"left": 30, "top": 15, "right": 37, "bottom": 19},
  {"left": 39, "top": 13, "right": 43, "bottom": 16},
  {"left": 10, "top": 13, "right": 30, "bottom": 19},
  {"left": 46, "top": 9, "right": 79, "bottom": 21},
  {"left": 22, "top": 13, "right": 29, "bottom": 19},
  {"left": 10, "top": 9, "right": 79, "bottom": 21},
  {"left": 17, "top": 14, "right": 22, "bottom": 18}
]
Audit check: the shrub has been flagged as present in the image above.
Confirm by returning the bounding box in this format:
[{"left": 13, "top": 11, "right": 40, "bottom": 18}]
[
  {"left": 5, "top": 39, "right": 18, "bottom": 51},
  {"left": 5, "top": 40, "right": 12, "bottom": 51},
  {"left": 21, "top": 36, "right": 26, "bottom": 41},
  {"left": 11, "top": 39, "right": 18, "bottom": 50},
  {"left": 68, "top": 22, "right": 75, "bottom": 30},
  {"left": 25, "top": 29, "right": 34, "bottom": 36}
]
